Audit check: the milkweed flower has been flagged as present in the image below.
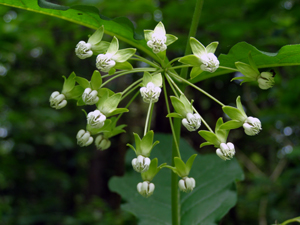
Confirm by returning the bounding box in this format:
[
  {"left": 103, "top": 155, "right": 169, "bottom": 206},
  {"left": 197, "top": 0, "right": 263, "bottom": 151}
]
[
  {"left": 76, "top": 129, "right": 93, "bottom": 147},
  {"left": 82, "top": 88, "right": 99, "bottom": 105},
  {"left": 216, "top": 142, "right": 235, "bottom": 160},
  {"left": 243, "top": 116, "right": 262, "bottom": 136},
  {"left": 87, "top": 110, "right": 106, "bottom": 129},
  {"left": 132, "top": 155, "right": 151, "bottom": 173},
  {"left": 179, "top": 177, "right": 196, "bottom": 193},
  {"left": 95, "top": 135, "right": 111, "bottom": 150},
  {"left": 49, "top": 91, "right": 67, "bottom": 109},
  {"left": 140, "top": 82, "right": 161, "bottom": 103},
  {"left": 137, "top": 181, "right": 155, "bottom": 197},
  {"left": 257, "top": 71, "right": 275, "bottom": 90},
  {"left": 182, "top": 113, "right": 201, "bottom": 132}
]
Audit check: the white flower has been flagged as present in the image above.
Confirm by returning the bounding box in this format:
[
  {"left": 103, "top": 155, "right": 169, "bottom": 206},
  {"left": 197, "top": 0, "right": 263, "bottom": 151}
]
[
  {"left": 82, "top": 88, "right": 99, "bottom": 105},
  {"left": 76, "top": 129, "right": 93, "bottom": 147},
  {"left": 200, "top": 53, "right": 219, "bottom": 73},
  {"left": 87, "top": 110, "right": 106, "bottom": 129},
  {"left": 131, "top": 155, "right": 151, "bottom": 173},
  {"left": 179, "top": 177, "right": 196, "bottom": 193},
  {"left": 216, "top": 142, "right": 235, "bottom": 160},
  {"left": 147, "top": 31, "right": 167, "bottom": 54},
  {"left": 95, "top": 135, "right": 111, "bottom": 150},
  {"left": 75, "top": 41, "right": 93, "bottom": 59},
  {"left": 257, "top": 72, "right": 275, "bottom": 90},
  {"left": 140, "top": 82, "right": 161, "bottom": 103},
  {"left": 49, "top": 91, "right": 67, "bottom": 109},
  {"left": 137, "top": 181, "right": 155, "bottom": 198},
  {"left": 182, "top": 113, "right": 201, "bottom": 132},
  {"left": 95, "top": 53, "right": 116, "bottom": 72},
  {"left": 243, "top": 116, "right": 262, "bottom": 136}
]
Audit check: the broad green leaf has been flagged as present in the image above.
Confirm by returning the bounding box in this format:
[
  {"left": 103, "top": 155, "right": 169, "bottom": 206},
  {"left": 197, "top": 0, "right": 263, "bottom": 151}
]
[
  {"left": 174, "top": 157, "right": 188, "bottom": 177},
  {"left": 88, "top": 26, "right": 104, "bottom": 45},
  {"left": 190, "top": 42, "right": 300, "bottom": 83},
  {"left": 206, "top": 42, "right": 219, "bottom": 54},
  {"left": 65, "top": 85, "right": 84, "bottom": 100},
  {"left": 198, "top": 130, "right": 219, "bottom": 147},
  {"left": 0, "top": 0, "right": 158, "bottom": 61},
  {"left": 166, "top": 113, "right": 183, "bottom": 118},
  {"left": 219, "top": 120, "right": 243, "bottom": 130},
  {"left": 222, "top": 106, "right": 247, "bottom": 122},
  {"left": 109, "top": 133, "right": 244, "bottom": 225},
  {"left": 235, "top": 62, "right": 258, "bottom": 79},
  {"left": 62, "top": 72, "right": 76, "bottom": 93},
  {"left": 170, "top": 96, "right": 188, "bottom": 117},
  {"left": 112, "top": 48, "right": 136, "bottom": 63},
  {"left": 107, "top": 36, "right": 119, "bottom": 55},
  {"left": 190, "top": 37, "right": 206, "bottom": 58},
  {"left": 75, "top": 77, "right": 90, "bottom": 89},
  {"left": 165, "top": 34, "right": 178, "bottom": 46},
  {"left": 179, "top": 55, "right": 201, "bottom": 67},
  {"left": 107, "top": 108, "right": 129, "bottom": 117}
]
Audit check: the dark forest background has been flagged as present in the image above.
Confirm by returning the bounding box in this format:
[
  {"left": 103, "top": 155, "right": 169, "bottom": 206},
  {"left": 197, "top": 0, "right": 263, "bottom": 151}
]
[{"left": 0, "top": 0, "right": 300, "bottom": 224}]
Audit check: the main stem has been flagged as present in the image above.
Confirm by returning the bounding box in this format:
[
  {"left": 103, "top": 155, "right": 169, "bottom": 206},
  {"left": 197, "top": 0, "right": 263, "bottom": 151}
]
[{"left": 171, "top": 0, "right": 204, "bottom": 225}]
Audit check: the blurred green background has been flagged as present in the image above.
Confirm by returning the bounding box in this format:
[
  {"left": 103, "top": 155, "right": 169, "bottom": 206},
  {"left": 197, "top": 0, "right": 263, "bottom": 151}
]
[{"left": 0, "top": 0, "right": 300, "bottom": 224}]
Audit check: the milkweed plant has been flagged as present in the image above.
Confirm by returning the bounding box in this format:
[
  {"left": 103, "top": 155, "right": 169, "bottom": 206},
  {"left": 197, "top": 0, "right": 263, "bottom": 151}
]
[{"left": 3, "top": 0, "right": 300, "bottom": 224}]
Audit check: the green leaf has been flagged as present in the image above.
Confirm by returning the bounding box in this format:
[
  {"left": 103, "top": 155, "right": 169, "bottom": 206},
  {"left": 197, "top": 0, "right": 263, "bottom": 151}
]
[
  {"left": 206, "top": 41, "right": 219, "bottom": 54},
  {"left": 106, "top": 108, "right": 129, "bottom": 117},
  {"left": 185, "top": 154, "right": 197, "bottom": 174},
  {"left": 219, "top": 120, "right": 243, "bottom": 130},
  {"left": 198, "top": 130, "right": 220, "bottom": 147},
  {"left": 190, "top": 42, "right": 300, "bottom": 83},
  {"left": 174, "top": 157, "right": 188, "bottom": 177},
  {"left": 222, "top": 106, "right": 247, "bottom": 122},
  {"left": 152, "top": 73, "right": 162, "bottom": 87},
  {"left": 109, "top": 133, "right": 244, "bottom": 225},
  {"left": 140, "top": 130, "right": 154, "bottom": 156},
  {"left": 236, "top": 96, "right": 246, "bottom": 117},
  {"left": 166, "top": 113, "right": 183, "bottom": 118},
  {"left": 144, "top": 30, "right": 153, "bottom": 42},
  {"left": 179, "top": 55, "right": 201, "bottom": 67},
  {"left": 107, "top": 36, "right": 119, "bottom": 55},
  {"left": 235, "top": 62, "right": 258, "bottom": 79},
  {"left": 75, "top": 77, "right": 90, "bottom": 89},
  {"left": 88, "top": 25, "right": 104, "bottom": 45},
  {"left": 190, "top": 37, "right": 206, "bottom": 58},
  {"left": 112, "top": 48, "right": 136, "bottom": 62},
  {"left": 65, "top": 85, "right": 84, "bottom": 100},
  {"left": 62, "top": 72, "right": 76, "bottom": 93},
  {"left": 0, "top": 0, "right": 158, "bottom": 61},
  {"left": 90, "top": 70, "right": 102, "bottom": 90},
  {"left": 200, "top": 142, "right": 214, "bottom": 148},
  {"left": 190, "top": 66, "right": 203, "bottom": 78},
  {"left": 91, "top": 41, "right": 110, "bottom": 54},
  {"left": 165, "top": 34, "right": 178, "bottom": 46},
  {"left": 170, "top": 96, "right": 187, "bottom": 117},
  {"left": 114, "top": 61, "right": 133, "bottom": 71}
]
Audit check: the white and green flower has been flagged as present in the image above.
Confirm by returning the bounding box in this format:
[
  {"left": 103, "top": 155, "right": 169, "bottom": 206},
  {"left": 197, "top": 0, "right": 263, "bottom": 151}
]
[
  {"left": 49, "top": 91, "right": 67, "bottom": 109},
  {"left": 179, "top": 177, "right": 196, "bottom": 193},
  {"left": 96, "top": 36, "right": 136, "bottom": 74},
  {"left": 257, "top": 71, "right": 275, "bottom": 90},
  {"left": 216, "top": 142, "right": 235, "bottom": 161},
  {"left": 82, "top": 88, "right": 99, "bottom": 105},
  {"left": 76, "top": 129, "right": 93, "bottom": 147},
  {"left": 95, "top": 134, "right": 111, "bottom": 150},
  {"left": 137, "top": 181, "right": 155, "bottom": 198},
  {"left": 75, "top": 26, "right": 109, "bottom": 59},
  {"left": 144, "top": 22, "right": 177, "bottom": 54},
  {"left": 243, "top": 116, "right": 262, "bottom": 136},
  {"left": 179, "top": 37, "right": 219, "bottom": 77},
  {"left": 182, "top": 113, "right": 201, "bottom": 132},
  {"left": 87, "top": 109, "right": 106, "bottom": 129}
]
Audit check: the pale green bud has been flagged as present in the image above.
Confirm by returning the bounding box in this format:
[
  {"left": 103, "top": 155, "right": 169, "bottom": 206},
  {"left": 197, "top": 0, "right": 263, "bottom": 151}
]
[
  {"left": 137, "top": 181, "right": 155, "bottom": 198},
  {"left": 76, "top": 129, "right": 93, "bottom": 147},
  {"left": 49, "top": 91, "right": 67, "bottom": 109},
  {"left": 178, "top": 177, "right": 196, "bottom": 193}
]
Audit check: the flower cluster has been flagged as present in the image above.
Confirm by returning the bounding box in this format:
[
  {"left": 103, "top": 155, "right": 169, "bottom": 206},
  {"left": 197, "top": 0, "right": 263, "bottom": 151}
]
[{"left": 49, "top": 21, "right": 270, "bottom": 199}]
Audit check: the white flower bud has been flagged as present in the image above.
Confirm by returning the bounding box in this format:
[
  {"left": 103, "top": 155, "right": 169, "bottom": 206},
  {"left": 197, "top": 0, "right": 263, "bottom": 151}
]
[
  {"left": 257, "top": 72, "right": 275, "bottom": 90},
  {"left": 137, "top": 181, "right": 155, "bottom": 198},
  {"left": 243, "top": 116, "right": 262, "bottom": 136},
  {"left": 76, "top": 129, "right": 93, "bottom": 147},
  {"left": 140, "top": 82, "right": 161, "bottom": 103},
  {"left": 95, "top": 135, "right": 111, "bottom": 150},
  {"left": 82, "top": 88, "right": 99, "bottom": 105},
  {"left": 178, "top": 177, "right": 196, "bottom": 193},
  {"left": 182, "top": 113, "right": 201, "bottom": 132},
  {"left": 96, "top": 53, "right": 116, "bottom": 72},
  {"left": 147, "top": 32, "right": 167, "bottom": 54},
  {"left": 216, "top": 142, "right": 235, "bottom": 160},
  {"left": 49, "top": 91, "right": 67, "bottom": 109},
  {"left": 87, "top": 110, "right": 106, "bottom": 129},
  {"left": 200, "top": 53, "right": 219, "bottom": 73},
  {"left": 75, "top": 41, "right": 93, "bottom": 59},
  {"left": 131, "top": 155, "right": 151, "bottom": 173}
]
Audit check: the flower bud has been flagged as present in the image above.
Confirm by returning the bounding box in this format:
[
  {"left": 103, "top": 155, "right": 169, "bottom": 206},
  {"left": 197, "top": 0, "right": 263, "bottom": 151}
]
[
  {"left": 87, "top": 110, "right": 106, "bottom": 129},
  {"left": 257, "top": 71, "right": 275, "bottom": 90},
  {"left": 179, "top": 177, "right": 196, "bottom": 193},
  {"left": 95, "top": 135, "right": 111, "bottom": 150},
  {"left": 243, "top": 116, "right": 262, "bottom": 136},
  {"left": 132, "top": 155, "right": 151, "bottom": 173},
  {"left": 200, "top": 53, "right": 219, "bottom": 73},
  {"left": 140, "top": 82, "right": 161, "bottom": 103},
  {"left": 137, "top": 181, "right": 155, "bottom": 198},
  {"left": 96, "top": 53, "right": 116, "bottom": 72},
  {"left": 49, "top": 91, "right": 67, "bottom": 109},
  {"left": 75, "top": 41, "right": 93, "bottom": 59},
  {"left": 76, "top": 129, "right": 93, "bottom": 147},
  {"left": 182, "top": 113, "right": 201, "bottom": 132},
  {"left": 82, "top": 88, "right": 99, "bottom": 105},
  {"left": 216, "top": 142, "right": 235, "bottom": 160}
]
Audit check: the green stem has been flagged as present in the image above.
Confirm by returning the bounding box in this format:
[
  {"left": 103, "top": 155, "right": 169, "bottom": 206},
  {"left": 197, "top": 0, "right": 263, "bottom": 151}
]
[
  {"left": 144, "top": 101, "right": 153, "bottom": 136},
  {"left": 166, "top": 73, "right": 213, "bottom": 132},
  {"left": 115, "top": 91, "right": 139, "bottom": 123},
  {"left": 169, "top": 71, "right": 225, "bottom": 107},
  {"left": 101, "top": 68, "right": 156, "bottom": 87},
  {"left": 147, "top": 102, "right": 154, "bottom": 133},
  {"left": 165, "top": 74, "right": 180, "bottom": 98},
  {"left": 166, "top": 57, "right": 183, "bottom": 67},
  {"left": 131, "top": 54, "right": 161, "bottom": 68},
  {"left": 280, "top": 217, "right": 300, "bottom": 225},
  {"left": 219, "top": 66, "right": 239, "bottom": 71},
  {"left": 170, "top": 65, "right": 193, "bottom": 70},
  {"left": 121, "top": 78, "right": 142, "bottom": 100}
]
